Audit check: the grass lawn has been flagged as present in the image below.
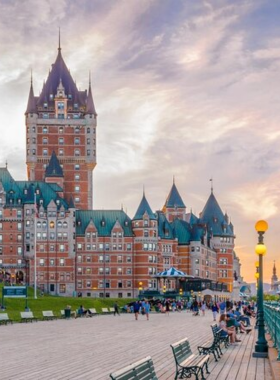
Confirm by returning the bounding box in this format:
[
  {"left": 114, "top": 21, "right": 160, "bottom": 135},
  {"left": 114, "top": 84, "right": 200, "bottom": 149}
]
[{"left": 0, "top": 284, "right": 134, "bottom": 322}]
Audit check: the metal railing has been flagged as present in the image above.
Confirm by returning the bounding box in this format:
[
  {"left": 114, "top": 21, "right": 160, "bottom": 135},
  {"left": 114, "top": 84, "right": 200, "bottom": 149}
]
[{"left": 264, "top": 302, "right": 280, "bottom": 360}]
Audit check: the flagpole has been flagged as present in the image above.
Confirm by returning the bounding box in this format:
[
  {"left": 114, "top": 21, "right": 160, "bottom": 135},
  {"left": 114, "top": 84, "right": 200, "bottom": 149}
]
[{"left": 34, "top": 192, "right": 37, "bottom": 299}]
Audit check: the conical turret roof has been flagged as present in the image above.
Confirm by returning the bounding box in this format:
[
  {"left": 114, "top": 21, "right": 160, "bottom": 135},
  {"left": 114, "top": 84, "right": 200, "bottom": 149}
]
[
  {"left": 86, "top": 81, "right": 97, "bottom": 116},
  {"left": 164, "top": 182, "right": 185, "bottom": 209},
  {"left": 25, "top": 80, "right": 37, "bottom": 114},
  {"left": 45, "top": 151, "right": 64, "bottom": 177},
  {"left": 133, "top": 194, "right": 156, "bottom": 220},
  {"left": 200, "top": 192, "right": 234, "bottom": 237}
]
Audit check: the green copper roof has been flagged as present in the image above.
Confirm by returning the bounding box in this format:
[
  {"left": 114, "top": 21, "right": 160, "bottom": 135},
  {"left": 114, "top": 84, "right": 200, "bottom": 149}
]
[
  {"left": 156, "top": 211, "right": 174, "bottom": 240},
  {"left": 17, "top": 181, "right": 69, "bottom": 209},
  {"left": 45, "top": 151, "right": 64, "bottom": 177},
  {"left": 133, "top": 194, "right": 156, "bottom": 220},
  {"left": 164, "top": 183, "right": 185, "bottom": 209},
  {"left": 171, "top": 219, "right": 192, "bottom": 245},
  {"left": 186, "top": 212, "right": 199, "bottom": 226},
  {"left": 190, "top": 225, "right": 204, "bottom": 242},
  {"left": 76, "top": 210, "right": 133, "bottom": 236},
  {"left": 0, "top": 168, "right": 22, "bottom": 200},
  {"left": 200, "top": 192, "right": 234, "bottom": 237}
]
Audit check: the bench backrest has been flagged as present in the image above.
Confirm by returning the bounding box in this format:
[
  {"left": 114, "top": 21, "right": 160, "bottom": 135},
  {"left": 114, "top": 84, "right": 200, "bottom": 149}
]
[
  {"left": 89, "top": 308, "right": 97, "bottom": 314},
  {"left": 43, "top": 311, "right": 54, "bottom": 317},
  {"left": 102, "top": 308, "right": 109, "bottom": 313},
  {"left": 61, "top": 310, "right": 65, "bottom": 316},
  {"left": 211, "top": 324, "right": 220, "bottom": 336},
  {"left": 0, "top": 313, "right": 9, "bottom": 321},
  {"left": 170, "top": 338, "right": 192, "bottom": 365},
  {"left": 110, "top": 356, "right": 157, "bottom": 380},
  {"left": 109, "top": 308, "right": 115, "bottom": 312},
  {"left": 21, "top": 312, "right": 34, "bottom": 319}
]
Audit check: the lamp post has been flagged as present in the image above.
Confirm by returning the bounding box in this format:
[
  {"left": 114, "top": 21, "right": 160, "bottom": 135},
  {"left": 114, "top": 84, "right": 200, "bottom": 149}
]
[
  {"left": 138, "top": 281, "right": 143, "bottom": 298},
  {"left": 252, "top": 220, "right": 268, "bottom": 358},
  {"left": 255, "top": 261, "right": 259, "bottom": 329}
]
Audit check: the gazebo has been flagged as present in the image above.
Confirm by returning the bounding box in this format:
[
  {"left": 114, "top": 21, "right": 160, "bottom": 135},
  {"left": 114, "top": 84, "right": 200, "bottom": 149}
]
[{"left": 153, "top": 267, "right": 194, "bottom": 294}]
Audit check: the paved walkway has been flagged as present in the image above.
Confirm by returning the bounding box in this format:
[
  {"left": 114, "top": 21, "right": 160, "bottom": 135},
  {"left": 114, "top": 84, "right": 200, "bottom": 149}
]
[{"left": 0, "top": 311, "right": 273, "bottom": 379}]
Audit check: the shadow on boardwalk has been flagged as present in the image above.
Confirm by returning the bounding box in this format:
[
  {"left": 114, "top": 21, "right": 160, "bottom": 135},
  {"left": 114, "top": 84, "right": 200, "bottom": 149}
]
[{"left": 0, "top": 311, "right": 273, "bottom": 379}]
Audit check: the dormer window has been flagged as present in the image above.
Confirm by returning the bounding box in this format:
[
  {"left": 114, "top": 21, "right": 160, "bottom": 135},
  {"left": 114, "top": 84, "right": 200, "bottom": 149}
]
[
  {"left": 50, "top": 94, "right": 53, "bottom": 100},
  {"left": 43, "top": 103, "right": 48, "bottom": 109},
  {"left": 68, "top": 94, "right": 72, "bottom": 99},
  {"left": 36, "top": 189, "right": 40, "bottom": 195},
  {"left": 101, "top": 220, "right": 105, "bottom": 227},
  {"left": 74, "top": 103, "right": 78, "bottom": 110}
]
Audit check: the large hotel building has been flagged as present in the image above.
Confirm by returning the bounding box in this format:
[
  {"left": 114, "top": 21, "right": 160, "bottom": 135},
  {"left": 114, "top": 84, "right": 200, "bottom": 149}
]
[{"left": 0, "top": 43, "right": 240, "bottom": 297}]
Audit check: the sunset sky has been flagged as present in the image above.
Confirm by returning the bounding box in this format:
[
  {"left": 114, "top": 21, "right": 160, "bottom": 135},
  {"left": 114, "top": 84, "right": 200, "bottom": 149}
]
[{"left": 0, "top": 0, "right": 279, "bottom": 284}]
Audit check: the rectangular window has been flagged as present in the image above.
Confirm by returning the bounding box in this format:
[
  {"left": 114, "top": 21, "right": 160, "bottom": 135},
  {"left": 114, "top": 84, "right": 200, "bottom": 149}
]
[
  {"left": 77, "top": 255, "right": 82, "bottom": 263},
  {"left": 127, "top": 256, "right": 132, "bottom": 263},
  {"left": 126, "top": 243, "right": 131, "bottom": 251},
  {"left": 75, "top": 164, "right": 80, "bottom": 170},
  {"left": 39, "top": 259, "right": 44, "bottom": 266},
  {"left": 60, "top": 258, "right": 65, "bottom": 266},
  {"left": 74, "top": 185, "right": 80, "bottom": 192},
  {"left": 74, "top": 174, "right": 80, "bottom": 181},
  {"left": 74, "top": 137, "right": 80, "bottom": 145},
  {"left": 117, "top": 255, "right": 122, "bottom": 263},
  {"left": 50, "top": 259, "right": 55, "bottom": 266},
  {"left": 58, "top": 149, "right": 64, "bottom": 156},
  {"left": 58, "top": 137, "right": 64, "bottom": 145},
  {"left": 59, "top": 284, "right": 66, "bottom": 293}
]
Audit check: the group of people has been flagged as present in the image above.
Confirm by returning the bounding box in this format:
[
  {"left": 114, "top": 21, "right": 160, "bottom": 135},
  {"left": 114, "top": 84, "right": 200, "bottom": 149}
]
[{"left": 216, "top": 301, "right": 254, "bottom": 344}]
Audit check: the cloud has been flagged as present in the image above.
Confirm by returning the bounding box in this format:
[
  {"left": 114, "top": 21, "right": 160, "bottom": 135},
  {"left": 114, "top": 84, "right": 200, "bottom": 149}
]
[{"left": 1, "top": 0, "right": 280, "bottom": 283}]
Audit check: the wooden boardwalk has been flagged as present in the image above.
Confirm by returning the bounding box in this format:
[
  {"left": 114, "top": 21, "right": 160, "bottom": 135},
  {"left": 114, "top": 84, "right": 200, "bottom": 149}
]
[{"left": 0, "top": 310, "right": 273, "bottom": 380}]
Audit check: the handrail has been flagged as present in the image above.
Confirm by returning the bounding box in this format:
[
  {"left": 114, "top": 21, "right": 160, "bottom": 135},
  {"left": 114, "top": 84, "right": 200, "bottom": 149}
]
[{"left": 264, "top": 301, "right": 280, "bottom": 360}]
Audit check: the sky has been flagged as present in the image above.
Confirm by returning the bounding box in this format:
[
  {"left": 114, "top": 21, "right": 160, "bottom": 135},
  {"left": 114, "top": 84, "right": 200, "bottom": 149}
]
[{"left": 0, "top": 0, "right": 279, "bottom": 284}]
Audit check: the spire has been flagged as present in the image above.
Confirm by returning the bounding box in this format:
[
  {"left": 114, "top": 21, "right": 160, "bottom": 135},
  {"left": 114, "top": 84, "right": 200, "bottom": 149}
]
[
  {"left": 210, "top": 177, "right": 213, "bottom": 194},
  {"left": 58, "top": 27, "right": 61, "bottom": 53},
  {"left": 25, "top": 71, "right": 37, "bottom": 115},
  {"left": 45, "top": 151, "right": 64, "bottom": 177},
  {"left": 85, "top": 72, "right": 97, "bottom": 115},
  {"left": 273, "top": 261, "right": 276, "bottom": 276}
]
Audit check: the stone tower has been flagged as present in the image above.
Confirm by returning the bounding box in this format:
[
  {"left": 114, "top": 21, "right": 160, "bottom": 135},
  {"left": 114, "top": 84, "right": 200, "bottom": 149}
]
[{"left": 25, "top": 38, "right": 97, "bottom": 210}]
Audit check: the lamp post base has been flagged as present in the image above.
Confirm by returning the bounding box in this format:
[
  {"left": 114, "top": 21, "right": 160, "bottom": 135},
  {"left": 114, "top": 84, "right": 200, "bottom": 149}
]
[{"left": 252, "top": 352, "right": 268, "bottom": 358}]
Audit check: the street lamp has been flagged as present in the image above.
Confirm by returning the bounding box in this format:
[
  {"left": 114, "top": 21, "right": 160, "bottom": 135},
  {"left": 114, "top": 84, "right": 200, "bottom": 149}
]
[
  {"left": 138, "top": 282, "right": 143, "bottom": 297},
  {"left": 252, "top": 220, "right": 268, "bottom": 358}
]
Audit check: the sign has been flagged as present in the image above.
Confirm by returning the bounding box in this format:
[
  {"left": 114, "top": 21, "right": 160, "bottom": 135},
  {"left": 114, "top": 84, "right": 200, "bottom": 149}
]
[{"left": 3, "top": 286, "right": 27, "bottom": 298}]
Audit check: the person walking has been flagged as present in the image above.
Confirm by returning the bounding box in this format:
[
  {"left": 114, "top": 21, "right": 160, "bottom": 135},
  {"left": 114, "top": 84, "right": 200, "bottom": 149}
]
[
  {"left": 133, "top": 301, "right": 140, "bottom": 320},
  {"left": 142, "top": 300, "right": 150, "bottom": 321},
  {"left": 212, "top": 302, "right": 219, "bottom": 321},
  {"left": 201, "top": 301, "right": 206, "bottom": 316},
  {"left": 114, "top": 302, "right": 120, "bottom": 316}
]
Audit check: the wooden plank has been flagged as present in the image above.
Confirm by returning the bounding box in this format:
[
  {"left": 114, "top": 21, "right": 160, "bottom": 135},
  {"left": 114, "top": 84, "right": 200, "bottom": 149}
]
[{"left": 0, "top": 310, "right": 274, "bottom": 380}]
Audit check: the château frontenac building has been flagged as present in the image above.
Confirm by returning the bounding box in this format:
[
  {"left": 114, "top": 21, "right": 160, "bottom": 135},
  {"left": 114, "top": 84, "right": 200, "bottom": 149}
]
[{"left": 0, "top": 42, "right": 240, "bottom": 298}]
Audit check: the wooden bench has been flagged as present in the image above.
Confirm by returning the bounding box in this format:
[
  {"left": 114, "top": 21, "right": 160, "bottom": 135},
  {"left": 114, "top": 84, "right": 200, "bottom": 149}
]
[
  {"left": 20, "top": 312, "right": 38, "bottom": 323},
  {"left": 110, "top": 356, "right": 158, "bottom": 380},
  {"left": 42, "top": 311, "right": 57, "bottom": 321},
  {"left": 88, "top": 308, "right": 98, "bottom": 316},
  {"left": 197, "top": 328, "right": 221, "bottom": 362},
  {"left": 211, "top": 324, "right": 229, "bottom": 351},
  {"left": 102, "top": 308, "right": 110, "bottom": 315},
  {"left": 170, "top": 337, "right": 210, "bottom": 380},
  {"left": 0, "top": 313, "right": 13, "bottom": 325},
  {"left": 109, "top": 307, "right": 115, "bottom": 314}
]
